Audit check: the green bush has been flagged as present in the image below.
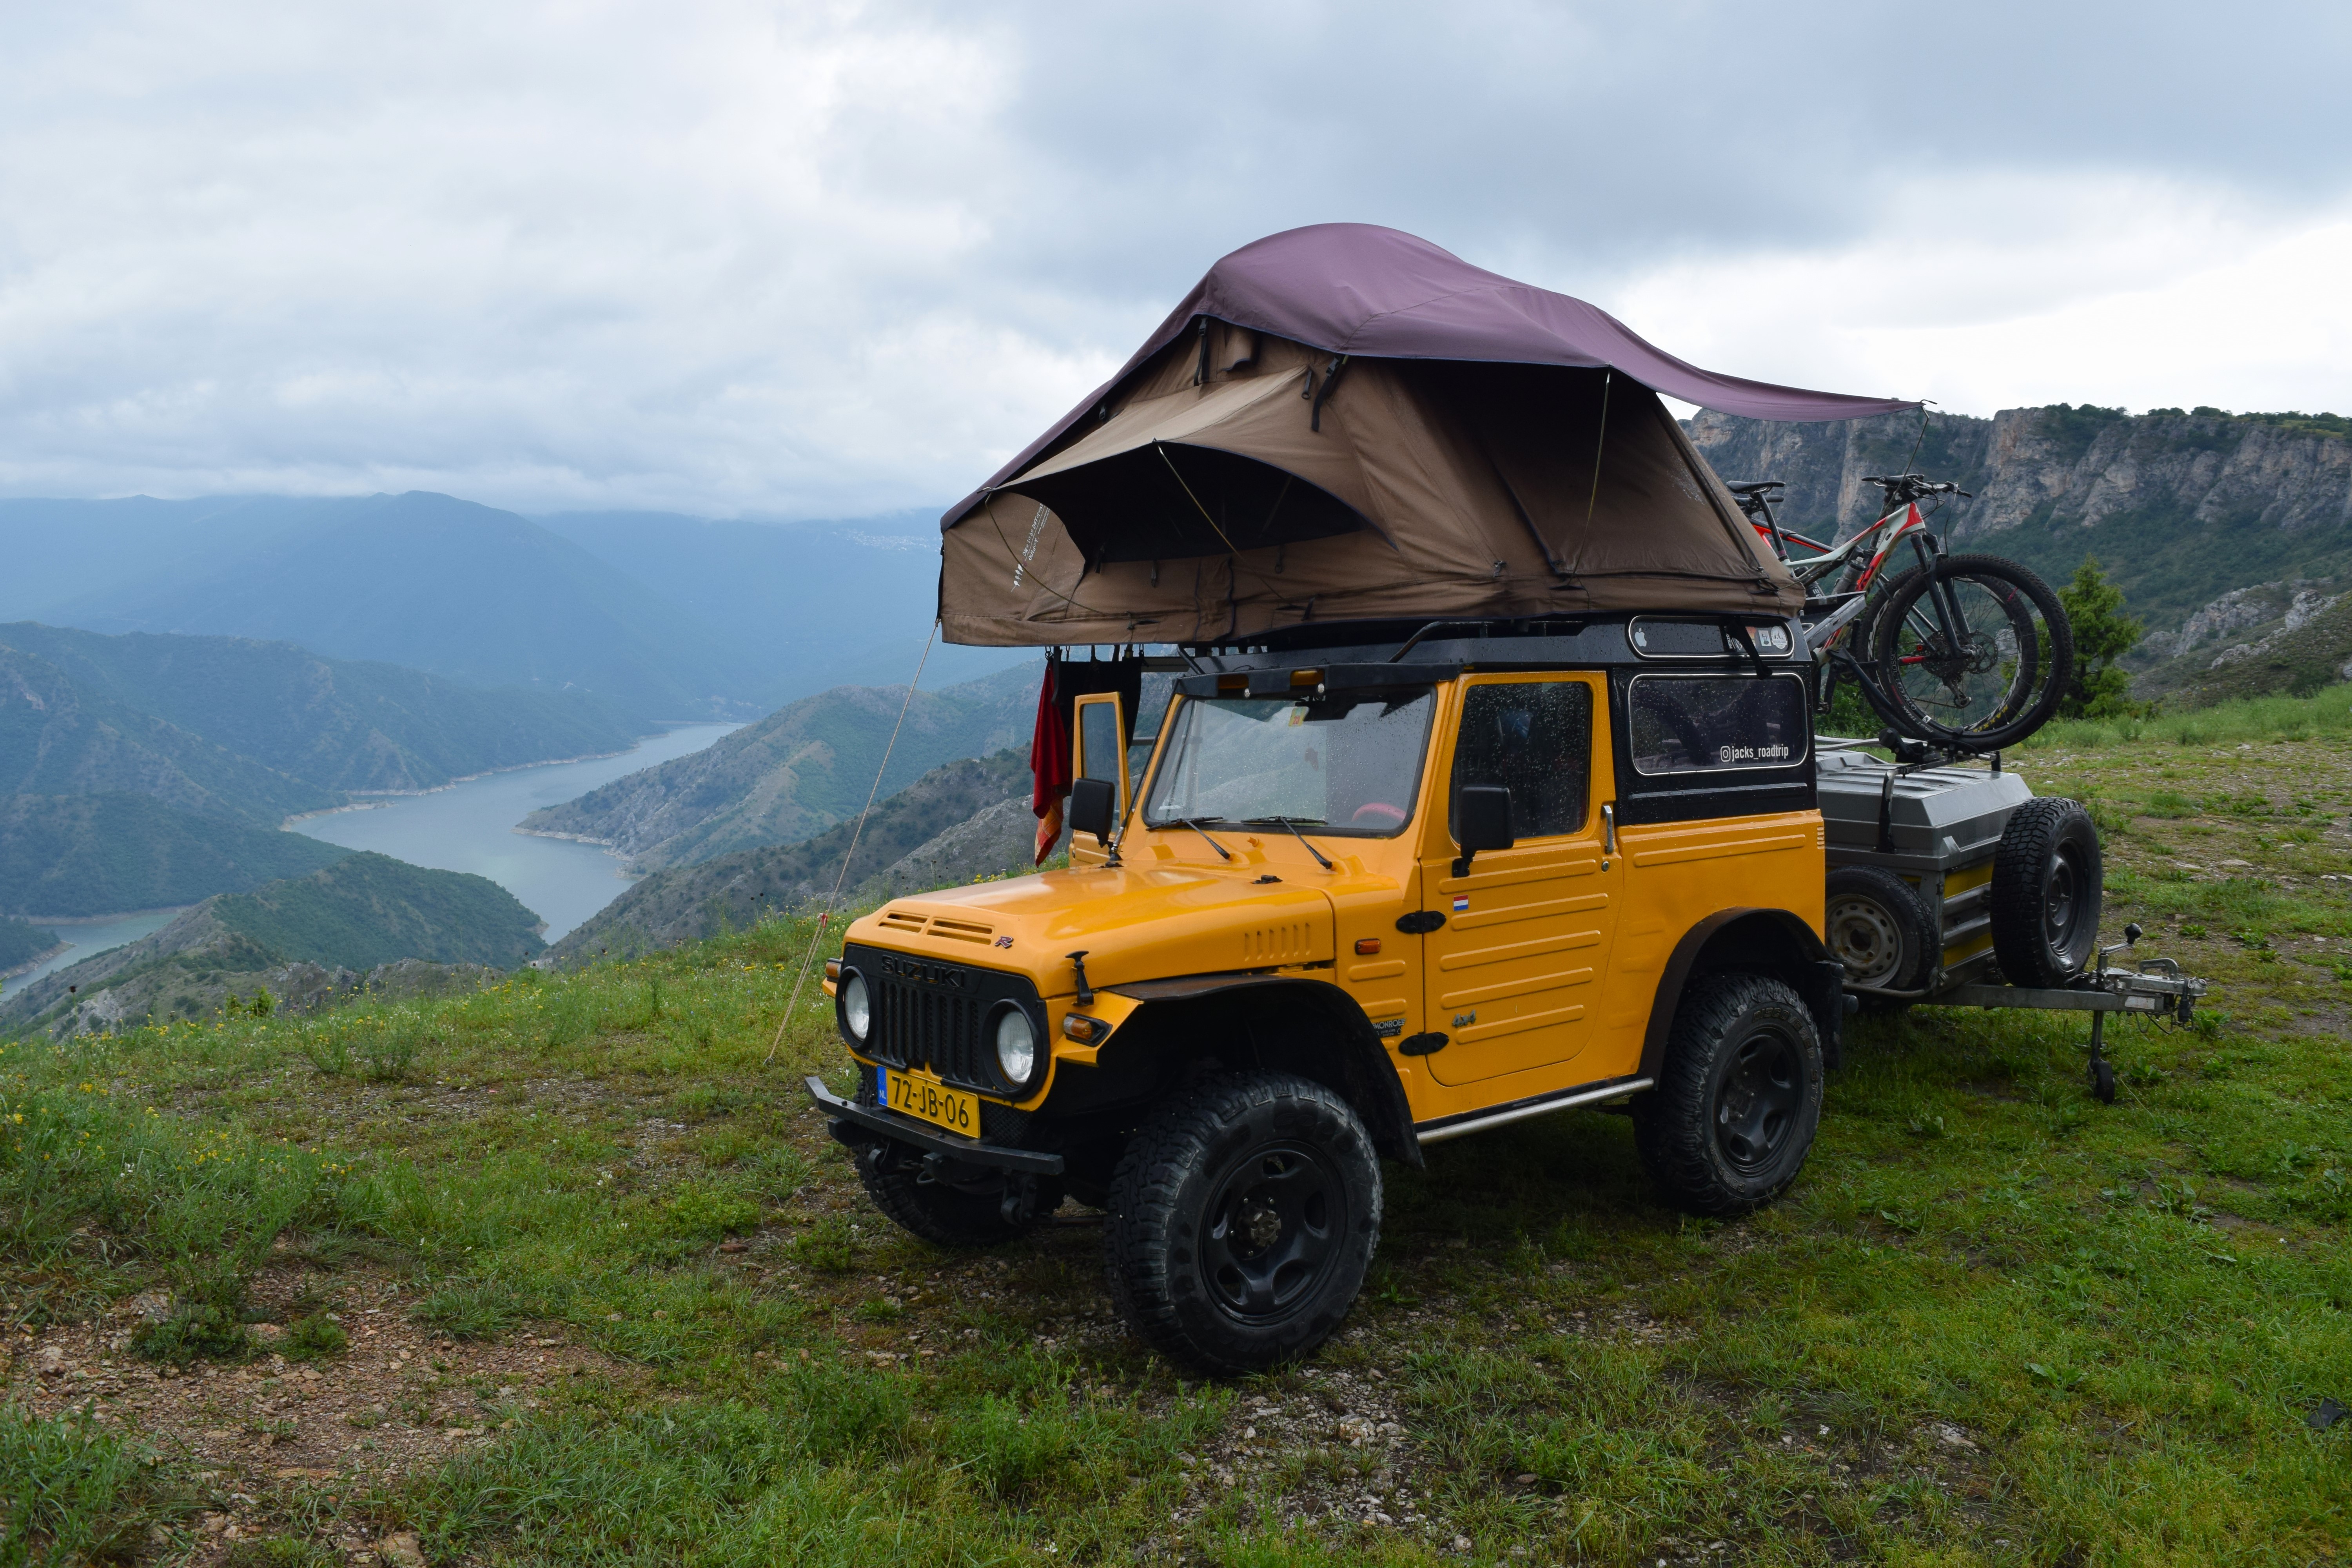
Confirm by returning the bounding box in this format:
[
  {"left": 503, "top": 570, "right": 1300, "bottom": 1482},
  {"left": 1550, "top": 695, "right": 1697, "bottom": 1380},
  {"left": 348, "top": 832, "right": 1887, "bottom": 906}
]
[
  {"left": 411, "top": 1278, "right": 532, "bottom": 1342},
  {"left": 131, "top": 1301, "right": 252, "bottom": 1365},
  {"left": 0, "top": 1403, "right": 173, "bottom": 1564},
  {"left": 281, "top": 1313, "right": 348, "bottom": 1361}
]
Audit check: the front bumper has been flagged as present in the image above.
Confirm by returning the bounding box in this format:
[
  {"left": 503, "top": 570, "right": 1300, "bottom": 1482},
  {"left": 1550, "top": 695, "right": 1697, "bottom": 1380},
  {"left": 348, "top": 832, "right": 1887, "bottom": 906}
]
[{"left": 804, "top": 1075, "right": 1065, "bottom": 1176}]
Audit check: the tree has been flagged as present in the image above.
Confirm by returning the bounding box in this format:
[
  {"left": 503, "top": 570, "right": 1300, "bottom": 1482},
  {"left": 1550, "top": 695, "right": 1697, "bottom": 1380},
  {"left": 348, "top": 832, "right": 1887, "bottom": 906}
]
[{"left": 2056, "top": 556, "right": 2145, "bottom": 720}]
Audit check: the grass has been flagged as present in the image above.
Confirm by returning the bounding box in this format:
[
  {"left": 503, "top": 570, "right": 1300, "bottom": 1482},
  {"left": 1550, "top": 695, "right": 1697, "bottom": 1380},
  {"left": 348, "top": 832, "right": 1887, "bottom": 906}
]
[{"left": 1, "top": 694, "right": 2349, "bottom": 1563}]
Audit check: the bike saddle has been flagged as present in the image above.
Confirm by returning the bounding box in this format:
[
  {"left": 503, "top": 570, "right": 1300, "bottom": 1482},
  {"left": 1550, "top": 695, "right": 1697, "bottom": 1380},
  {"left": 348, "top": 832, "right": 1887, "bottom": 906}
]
[{"left": 1725, "top": 480, "right": 1786, "bottom": 495}]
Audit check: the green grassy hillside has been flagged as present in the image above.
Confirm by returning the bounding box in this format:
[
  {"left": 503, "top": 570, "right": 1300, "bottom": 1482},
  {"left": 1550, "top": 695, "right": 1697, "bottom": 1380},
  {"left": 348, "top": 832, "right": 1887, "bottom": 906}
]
[
  {"left": 0, "top": 793, "right": 351, "bottom": 916},
  {"left": 209, "top": 851, "right": 546, "bottom": 972},
  {"left": 552, "top": 749, "right": 1032, "bottom": 957},
  {"left": 0, "top": 645, "right": 333, "bottom": 828},
  {"left": 521, "top": 661, "right": 1038, "bottom": 868},
  {"left": 5, "top": 686, "right": 2350, "bottom": 1561},
  {"left": 0, "top": 622, "right": 639, "bottom": 793}
]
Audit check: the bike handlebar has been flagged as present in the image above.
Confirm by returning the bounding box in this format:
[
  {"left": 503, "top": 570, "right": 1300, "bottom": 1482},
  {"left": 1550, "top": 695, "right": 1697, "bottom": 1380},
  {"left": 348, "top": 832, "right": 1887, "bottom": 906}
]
[{"left": 1862, "top": 472, "right": 1974, "bottom": 502}]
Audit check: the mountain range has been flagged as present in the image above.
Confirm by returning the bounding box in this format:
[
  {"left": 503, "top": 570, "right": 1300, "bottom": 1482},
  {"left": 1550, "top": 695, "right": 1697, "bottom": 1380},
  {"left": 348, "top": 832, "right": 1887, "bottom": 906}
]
[
  {"left": 1687, "top": 404, "right": 2352, "bottom": 699},
  {"left": 0, "top": 493, "right": 1025, "bottom": 724},
  {"left": 519, "top": 661, "right": 1039, "bottom": 870},
  {"left": 0, "top": 623, "right": 639, "bottom": 915},
  {"left": 550, "top": 750, "right": 1038, "bottom": 958},
  {"left": 1, "top": 851, "right": 546, "bottom": 1039}
]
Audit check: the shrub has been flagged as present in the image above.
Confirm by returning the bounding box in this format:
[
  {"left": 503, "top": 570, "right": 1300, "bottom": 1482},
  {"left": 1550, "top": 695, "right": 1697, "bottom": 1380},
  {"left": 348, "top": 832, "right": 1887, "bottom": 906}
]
[{"left": 281, "top": 1314, "right": 349, "bottom": 1361}]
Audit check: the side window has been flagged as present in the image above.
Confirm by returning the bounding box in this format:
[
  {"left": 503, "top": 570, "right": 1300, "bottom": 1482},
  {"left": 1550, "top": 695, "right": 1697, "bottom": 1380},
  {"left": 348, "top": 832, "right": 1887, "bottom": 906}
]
[
  {"left": 1626, "top": 676, "right": 1808, "bottom": 775},
  {"left": 1078, "top": 701, "right": 1122, "bottom": 784},
  {"left": 1448, "top": 681, "right": 1592, "bottom": 841}
]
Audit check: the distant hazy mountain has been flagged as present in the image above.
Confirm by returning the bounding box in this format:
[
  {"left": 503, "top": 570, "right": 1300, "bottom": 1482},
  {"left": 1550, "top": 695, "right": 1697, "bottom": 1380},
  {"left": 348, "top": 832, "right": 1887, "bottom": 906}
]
[
  {"left": 538, "top": 508, "right": 1029, "bottom": 703},
  {"left": 551, "top": 749, "right": 1036, "bottom": 958},
  {"left": 519, "top": 661, "right": 1039, "bottom": 869},
  {"left": 2, "top": 851, "right": 546, "bottom": 1038},
  {"left": 0, "top": 916, "right": 64, "bottom": 976},
  {"left": 0, "top": 793, "right": 351, "bottom": 917},
  {"left": 0, "top": 624, "right": 637, "bottom": 793},
  {"left": 0, "top": 644, "right": 332, "bottom": 827},
  {"left": 19, "top": 492, "right": 755, "bottom": 724},
  {"left": 0, "top": 492, "right": 1024, "bottom": 723}
]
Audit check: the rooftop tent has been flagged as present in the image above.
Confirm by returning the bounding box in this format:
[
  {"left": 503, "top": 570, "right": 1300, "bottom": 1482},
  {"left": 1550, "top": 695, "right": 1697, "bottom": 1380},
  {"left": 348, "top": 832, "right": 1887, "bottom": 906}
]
[{"left": 939, "top": 224, "right": 1917, "bottom": 647}]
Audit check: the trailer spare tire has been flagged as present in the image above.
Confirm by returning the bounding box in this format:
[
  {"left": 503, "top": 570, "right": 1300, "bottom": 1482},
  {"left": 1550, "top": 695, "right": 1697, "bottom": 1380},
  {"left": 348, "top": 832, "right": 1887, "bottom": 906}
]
[
  {"left": 1990, "top": 797, "right": 2102, "bottom": 987},
  {"left": 1824, "top": 866, "right": 1937, "bottom": 1005}
]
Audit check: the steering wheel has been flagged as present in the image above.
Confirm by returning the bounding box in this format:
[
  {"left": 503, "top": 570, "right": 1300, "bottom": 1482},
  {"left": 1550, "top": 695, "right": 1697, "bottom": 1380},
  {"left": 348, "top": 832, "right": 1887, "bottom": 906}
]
[{"left": 1350, "top": 802, "right": 1407, "bottom": 828}]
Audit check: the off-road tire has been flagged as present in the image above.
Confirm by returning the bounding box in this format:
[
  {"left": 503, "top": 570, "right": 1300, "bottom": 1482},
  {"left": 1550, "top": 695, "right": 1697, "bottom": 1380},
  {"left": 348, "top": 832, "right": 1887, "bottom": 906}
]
[
  {"left": 1633, "top": 974, "right": 1824, "bottom": 1216},
  {"left": 856, "top": 1152, "right": 1062, "bottom": 1249},
  {"left": 1103, "top": 1071, "right": 1381, "bottom": 1376},
  {"left": 1824, "top": 865, "right": 1937, "bottom": 1011},
  {"left": 1989, "top": 797, "right": 2103, "bottom": 987}
]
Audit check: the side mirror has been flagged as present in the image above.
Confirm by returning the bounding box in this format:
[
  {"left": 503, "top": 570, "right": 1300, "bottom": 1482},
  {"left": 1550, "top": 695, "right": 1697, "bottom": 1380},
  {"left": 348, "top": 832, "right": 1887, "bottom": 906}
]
[
  {"left": 1453, "top": 785, "right": 1515, "bottom": 877},
  {"left": 1067, "top": 777, "right": 1118, "bottom": 844}
]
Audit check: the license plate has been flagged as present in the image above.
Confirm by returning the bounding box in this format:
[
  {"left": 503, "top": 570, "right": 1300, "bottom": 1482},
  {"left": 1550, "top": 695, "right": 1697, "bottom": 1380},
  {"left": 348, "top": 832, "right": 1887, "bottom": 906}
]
[{"left": 879, "top": 1066, "right": 979, "bottom": 1138}]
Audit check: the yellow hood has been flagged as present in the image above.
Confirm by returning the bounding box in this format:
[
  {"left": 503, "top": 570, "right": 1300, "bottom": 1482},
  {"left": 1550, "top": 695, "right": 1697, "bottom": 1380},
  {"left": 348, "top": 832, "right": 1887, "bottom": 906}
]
[{"left": 842, "top": 864, "right": 1336, "bottom": 998}]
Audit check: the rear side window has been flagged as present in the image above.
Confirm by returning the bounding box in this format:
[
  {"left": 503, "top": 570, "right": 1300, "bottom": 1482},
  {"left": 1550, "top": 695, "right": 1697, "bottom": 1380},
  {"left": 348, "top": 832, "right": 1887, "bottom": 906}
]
[
  {"left": 1448, "top": 681, "right": 1592, "bottom": 840},
  {"left": 1627, "top": 675, "right": 1808, "bottom": 775}
]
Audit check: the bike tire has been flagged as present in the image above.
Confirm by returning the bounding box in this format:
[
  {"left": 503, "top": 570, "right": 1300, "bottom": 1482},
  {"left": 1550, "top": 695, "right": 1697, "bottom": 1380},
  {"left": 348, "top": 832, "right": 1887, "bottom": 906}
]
[{"left": 1866, "top": 555, "right": 2074, "bottom": 750}]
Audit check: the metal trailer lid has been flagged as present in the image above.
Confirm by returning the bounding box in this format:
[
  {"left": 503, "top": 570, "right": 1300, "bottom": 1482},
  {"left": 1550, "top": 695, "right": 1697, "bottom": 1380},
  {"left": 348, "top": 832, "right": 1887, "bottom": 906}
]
[{"left": 1815, "top": 744, "right": 2034, "bottom": 866}]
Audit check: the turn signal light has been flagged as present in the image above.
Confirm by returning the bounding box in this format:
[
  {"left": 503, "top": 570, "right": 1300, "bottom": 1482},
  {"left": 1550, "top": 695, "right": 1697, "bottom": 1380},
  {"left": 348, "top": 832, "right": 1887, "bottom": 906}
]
[
  {"left": 1062, "top": 1014, "right": 1107, "bottom": 1045},
  {"left": 1353, "top": 938, "right": 1382, "bottom": 956},
  {"left": 824, "top": 958, "right": 840, "bottom": 981}
]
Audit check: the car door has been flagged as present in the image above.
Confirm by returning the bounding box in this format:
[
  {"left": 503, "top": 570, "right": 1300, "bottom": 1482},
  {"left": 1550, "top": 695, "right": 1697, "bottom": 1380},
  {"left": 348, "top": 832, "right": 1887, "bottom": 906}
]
[
  {"left": 1418, "top": 673, "right": 1621, "bottom": 1089},
  {"left": 1069, "top": 691, "right": 1129, "bottom": 867}
]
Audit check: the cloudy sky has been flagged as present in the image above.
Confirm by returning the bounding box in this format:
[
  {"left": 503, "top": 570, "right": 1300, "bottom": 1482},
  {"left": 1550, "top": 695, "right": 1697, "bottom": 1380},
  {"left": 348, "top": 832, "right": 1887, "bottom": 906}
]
[{"left": 2, "top": 1, "right": 2346, "bottom": 518}]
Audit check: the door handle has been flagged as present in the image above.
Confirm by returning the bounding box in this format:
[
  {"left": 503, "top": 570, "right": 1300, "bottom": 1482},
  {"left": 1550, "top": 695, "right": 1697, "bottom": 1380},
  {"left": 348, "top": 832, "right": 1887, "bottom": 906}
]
[{"left": 1602, "top": 802, "right": 1617, "bottom": 857}]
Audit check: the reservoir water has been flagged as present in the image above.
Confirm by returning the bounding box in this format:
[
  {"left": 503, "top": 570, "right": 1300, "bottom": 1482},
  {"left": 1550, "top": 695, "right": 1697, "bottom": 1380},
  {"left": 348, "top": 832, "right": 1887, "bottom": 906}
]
[{"left": 0, "top": 722, "right": 737, "bottom": 997}]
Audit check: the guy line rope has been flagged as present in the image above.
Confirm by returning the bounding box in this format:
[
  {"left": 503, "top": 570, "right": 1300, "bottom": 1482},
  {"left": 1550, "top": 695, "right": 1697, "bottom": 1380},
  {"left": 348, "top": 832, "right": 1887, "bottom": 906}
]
[{"left": 765, "top": 618, "right": 939, "bottom": 1064}]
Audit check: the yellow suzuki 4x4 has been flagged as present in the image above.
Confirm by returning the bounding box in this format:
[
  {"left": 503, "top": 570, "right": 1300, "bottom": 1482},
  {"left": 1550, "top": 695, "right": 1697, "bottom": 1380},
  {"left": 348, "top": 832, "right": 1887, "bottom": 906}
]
[{"left": 809, "top": 618, "right": 1843, "bottom": 1373}]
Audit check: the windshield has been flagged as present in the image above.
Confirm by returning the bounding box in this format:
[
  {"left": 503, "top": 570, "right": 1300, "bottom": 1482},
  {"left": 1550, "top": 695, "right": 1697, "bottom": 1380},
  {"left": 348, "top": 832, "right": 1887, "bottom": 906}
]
[{"left": 1142, "top": 691, "right": 1436, "bottom": 837}]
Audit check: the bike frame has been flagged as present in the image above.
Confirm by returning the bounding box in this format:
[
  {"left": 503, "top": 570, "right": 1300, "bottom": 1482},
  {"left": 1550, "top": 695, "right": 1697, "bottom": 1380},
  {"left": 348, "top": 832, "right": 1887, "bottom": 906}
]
[{"left": 1736, "top": 485, "right": 1999, "bottom": 742}]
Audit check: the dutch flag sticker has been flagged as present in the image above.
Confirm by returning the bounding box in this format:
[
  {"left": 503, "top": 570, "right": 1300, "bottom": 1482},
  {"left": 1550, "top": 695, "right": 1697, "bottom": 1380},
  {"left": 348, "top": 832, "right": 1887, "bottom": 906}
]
[{"left": 1451, "top": 895, "right": 1470, "bottom": 913}]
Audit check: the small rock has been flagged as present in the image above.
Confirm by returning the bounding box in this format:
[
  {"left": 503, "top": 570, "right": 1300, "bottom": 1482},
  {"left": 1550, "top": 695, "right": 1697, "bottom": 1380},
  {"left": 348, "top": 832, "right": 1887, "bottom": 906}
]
[
  {"left": 378, "top": 1531, "right": 426, "bottom": 1567},
  {"left": 1452, "top": 1537, "right": 1473, "bottom": 1552},
  {"left": 1515, "top": 1472, "right": 1538, "bottom": 1483},
  {"left": 32, "top": 1345, "right": 64, "bottom": 1376}
]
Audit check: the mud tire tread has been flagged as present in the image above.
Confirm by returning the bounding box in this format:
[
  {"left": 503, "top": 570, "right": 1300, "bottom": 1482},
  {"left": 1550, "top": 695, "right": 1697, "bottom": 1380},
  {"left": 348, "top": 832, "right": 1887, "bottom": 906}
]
[
  {"left": 1632, "top": 974, "right": 1824, "bottom": 1218},
  {"left": 1104, "top": 1071, "right": 1381, "bottom": 1376},
  {"left": 1989, "top": 796, "right": 2103, "bottom": 988}
]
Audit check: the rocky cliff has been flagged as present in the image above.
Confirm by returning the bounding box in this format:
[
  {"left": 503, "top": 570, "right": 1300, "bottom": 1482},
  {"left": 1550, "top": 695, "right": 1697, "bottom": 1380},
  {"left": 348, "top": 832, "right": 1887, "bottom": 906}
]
[{"left": 1689, "top": 404, "right": 2352, "bottom": 700}]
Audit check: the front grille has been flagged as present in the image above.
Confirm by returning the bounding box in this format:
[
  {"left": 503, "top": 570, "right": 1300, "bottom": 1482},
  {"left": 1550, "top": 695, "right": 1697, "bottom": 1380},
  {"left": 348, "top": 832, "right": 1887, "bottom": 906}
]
[
  {"left": 842, "top": 942, "right": 1041, "bottom": 1095},
  {"left": 873, "top": 974, "right": 987, "bottom": 1084}
]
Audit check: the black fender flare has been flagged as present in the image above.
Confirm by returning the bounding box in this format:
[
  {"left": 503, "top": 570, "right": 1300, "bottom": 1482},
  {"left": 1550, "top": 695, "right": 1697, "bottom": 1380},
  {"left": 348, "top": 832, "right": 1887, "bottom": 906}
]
[
  {"left": 1107, "top": 973, "right": 1424, "bottom": 1167},
  {"left": 1638, "top": 908, "right": 1846, "bottom": 1076}
]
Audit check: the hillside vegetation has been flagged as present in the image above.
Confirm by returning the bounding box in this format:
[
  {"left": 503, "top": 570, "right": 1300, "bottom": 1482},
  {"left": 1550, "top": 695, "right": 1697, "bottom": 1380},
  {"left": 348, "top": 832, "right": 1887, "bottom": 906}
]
[
  {"left": 0, "top": 644, "right": 332, "bottom": 828},
  {"left": 4, "top": 687, "right": 2349, "bottom": 1563},
  {"left": 0, "top": 793, "right": 351, "bottom": 917},
  {"left": 0, "top": 915, "right": 64, "bottom": 974},
  {"left": 551, "top": 749, "right": 1035, "bottom": 958},
  {"left": 0, "top": 851, "right": 543, "bottom": 1038},
  {"left": 521, "top": 661, "right": 1038, "bottom": 869},
  {"left": 0, "top": 622, "right": 639, "bottom": 793}
]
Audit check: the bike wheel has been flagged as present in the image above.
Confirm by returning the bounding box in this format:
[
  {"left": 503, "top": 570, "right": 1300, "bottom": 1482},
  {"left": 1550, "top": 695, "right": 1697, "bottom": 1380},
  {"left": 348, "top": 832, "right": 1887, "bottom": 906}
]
[{"left": 1867, "top": 555, "right": 2074, "bottom": 749}]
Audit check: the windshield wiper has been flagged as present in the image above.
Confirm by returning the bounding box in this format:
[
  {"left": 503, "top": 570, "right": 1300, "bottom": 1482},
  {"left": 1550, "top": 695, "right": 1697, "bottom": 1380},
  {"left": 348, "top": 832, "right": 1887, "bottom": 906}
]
[
  {"left": 1245, "top": 816, "right": 1335, "bottom": 871},
  {"left": 1167, "top": 817, "right": 1234, "bottom": 861}
]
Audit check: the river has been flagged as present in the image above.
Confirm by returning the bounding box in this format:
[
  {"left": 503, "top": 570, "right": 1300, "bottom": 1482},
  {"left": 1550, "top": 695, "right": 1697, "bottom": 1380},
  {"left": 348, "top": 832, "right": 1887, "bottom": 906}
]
[{"left": 1, "top": 722, "right": 737, "bottom": 997}]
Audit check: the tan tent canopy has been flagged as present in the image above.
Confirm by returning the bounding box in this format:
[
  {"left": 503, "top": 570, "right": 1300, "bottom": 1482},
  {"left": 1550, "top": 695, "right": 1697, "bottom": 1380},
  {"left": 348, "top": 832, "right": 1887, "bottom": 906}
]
[{"left": 940, "top": 226, "right": 1915, "bottom": 647}]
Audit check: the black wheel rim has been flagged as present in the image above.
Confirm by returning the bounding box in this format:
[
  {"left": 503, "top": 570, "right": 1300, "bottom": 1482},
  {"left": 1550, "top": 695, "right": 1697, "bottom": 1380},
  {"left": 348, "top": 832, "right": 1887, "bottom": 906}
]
[
  {"left": 2044, "top": 842, "right": 2087, "bottom": 958},
  {"left": 1882, "top": 573, "right": 2045, "bottom": 740},
  {"left": 1714, "top": 1028, "right": 1803, "bottom": 1175},
  {"left": 1200, "top": 1143, "right": 1343, "bottom": 1323}
]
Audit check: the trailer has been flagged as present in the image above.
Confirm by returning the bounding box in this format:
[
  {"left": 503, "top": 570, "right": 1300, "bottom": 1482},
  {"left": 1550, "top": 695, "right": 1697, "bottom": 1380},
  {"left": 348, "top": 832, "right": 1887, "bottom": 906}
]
[{"left": 1813, "top": 740, "right": 2207, "bottom": 1101}]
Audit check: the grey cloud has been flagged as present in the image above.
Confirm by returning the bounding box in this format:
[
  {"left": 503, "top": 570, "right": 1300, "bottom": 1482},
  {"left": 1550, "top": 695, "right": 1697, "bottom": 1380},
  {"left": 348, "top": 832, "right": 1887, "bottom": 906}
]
[{"left": 0, "top": 0, "right": 2344, "bottom": 516}]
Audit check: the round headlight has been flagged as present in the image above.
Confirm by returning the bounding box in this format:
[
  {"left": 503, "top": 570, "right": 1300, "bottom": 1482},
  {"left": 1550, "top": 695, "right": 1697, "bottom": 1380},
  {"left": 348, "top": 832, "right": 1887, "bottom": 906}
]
[
  {"left": 840, "top": 973, "right": 871, "bottom": 1043},
  {"left": 993, "top": 1007, "right": 1038, "bottom": 1089}
]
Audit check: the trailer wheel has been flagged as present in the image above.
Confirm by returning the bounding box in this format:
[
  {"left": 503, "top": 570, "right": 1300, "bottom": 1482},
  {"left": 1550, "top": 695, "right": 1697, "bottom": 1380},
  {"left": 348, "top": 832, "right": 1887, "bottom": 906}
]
[
  {"left": 1990, "top": 797, "right": 2103, "bottom": 987},
  {"left": 1633, "top": 974, "right": 1824, "bottom": 1216},
  {"left": 1103, "top": 1071, "right": 1381, "bottom": 1375},
  {"left": 1824, "top": 866, "right": 1936, "bottom": 1008}
]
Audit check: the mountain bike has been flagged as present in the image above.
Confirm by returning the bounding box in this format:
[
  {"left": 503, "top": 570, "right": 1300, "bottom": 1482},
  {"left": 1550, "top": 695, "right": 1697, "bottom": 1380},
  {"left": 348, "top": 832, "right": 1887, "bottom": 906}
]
[{"left": 1728, "top": 474, "right": 2074, "bottom": 751}]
